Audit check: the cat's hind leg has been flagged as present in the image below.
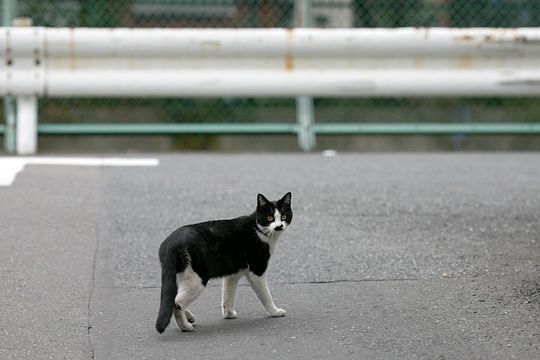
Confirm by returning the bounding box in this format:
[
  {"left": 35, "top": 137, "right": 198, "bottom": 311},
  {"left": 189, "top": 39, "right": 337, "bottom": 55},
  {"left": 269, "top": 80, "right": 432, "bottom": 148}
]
[
  {"left": 173, "top": 266, "right": 205, "bottom": 332},
  {"left": 185, "top": 308, "right": 195, "bottom": 323},
  {"left": 173, "top": 306, "right": 195, "bottom": 329}
]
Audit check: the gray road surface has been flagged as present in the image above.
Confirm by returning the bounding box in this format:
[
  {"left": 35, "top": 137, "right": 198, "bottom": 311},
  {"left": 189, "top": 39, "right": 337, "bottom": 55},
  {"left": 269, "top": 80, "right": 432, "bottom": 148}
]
[{"left": 0, "top": 153, "right": 538, "bottom": 359}]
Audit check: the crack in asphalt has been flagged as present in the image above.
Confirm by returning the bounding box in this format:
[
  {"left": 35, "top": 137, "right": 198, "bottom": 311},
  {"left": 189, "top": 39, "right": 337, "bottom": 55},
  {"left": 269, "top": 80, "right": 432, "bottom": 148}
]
[
  {"left": 99, "top": 278, "right": 420, "bottom": 290},
  {"left": 87, "top": 236, "right": 99, "bottom": 360},
  {"left": 286, "top": 278, "right": 419, "bottom": 284}
]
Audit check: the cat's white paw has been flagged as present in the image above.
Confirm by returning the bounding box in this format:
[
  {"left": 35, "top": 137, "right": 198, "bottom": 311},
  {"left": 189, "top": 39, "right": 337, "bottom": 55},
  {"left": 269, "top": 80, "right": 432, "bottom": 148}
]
[
  {"left": 174, "top": 308, "right": 195, "bottom": 330},
  {"left": 185, "top": 309, "right": 195, "bottom": 324},
  {"left": 223, "top": 309, "right": 238, "bottom": 319},
  {"left": 180, "top": 322, "right": 194, "bottom": 332},
  {"left": 271, "top": 308, "right": 286, "bottom": 317}
]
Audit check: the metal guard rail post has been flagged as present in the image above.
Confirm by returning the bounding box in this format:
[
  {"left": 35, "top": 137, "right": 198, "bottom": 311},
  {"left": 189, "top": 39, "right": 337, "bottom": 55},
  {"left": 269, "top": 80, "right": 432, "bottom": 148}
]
[{"left": 2, "top": 27, "right": 540, "bottom": 154}]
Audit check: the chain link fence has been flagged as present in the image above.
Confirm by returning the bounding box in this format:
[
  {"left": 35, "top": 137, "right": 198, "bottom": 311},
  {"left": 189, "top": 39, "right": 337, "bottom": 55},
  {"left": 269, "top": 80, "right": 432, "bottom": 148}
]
[{"left": 3, "top": 0, "right": 540, "bottom": 151}]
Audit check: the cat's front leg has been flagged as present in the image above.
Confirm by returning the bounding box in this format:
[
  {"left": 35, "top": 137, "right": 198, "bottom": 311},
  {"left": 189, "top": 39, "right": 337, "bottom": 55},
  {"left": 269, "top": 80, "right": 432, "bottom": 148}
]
[
  {"left": 222, "top": 272, "right": 242, "bottom": 319},
  {"left": 246, "top": 272, "right": 286, "bottom": 317}
]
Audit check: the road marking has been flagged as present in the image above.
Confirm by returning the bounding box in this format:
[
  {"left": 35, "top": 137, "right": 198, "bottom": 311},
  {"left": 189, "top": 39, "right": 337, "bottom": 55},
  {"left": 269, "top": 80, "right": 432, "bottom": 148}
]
[
  {"left": 0, "top": 159, "right": 27, "bottom": 187},
  {"left": 0, "top": 157, "right": 159, "bottom": 186}
]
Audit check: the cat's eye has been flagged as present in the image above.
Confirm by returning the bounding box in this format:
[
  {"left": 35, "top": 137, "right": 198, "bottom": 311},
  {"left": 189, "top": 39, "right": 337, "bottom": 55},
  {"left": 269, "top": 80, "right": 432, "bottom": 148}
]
[
  {"left": 267, "top": 216, "right": 274, "bottom": 221},
  {"left": 281, "top": 215, "right": 287, "bottom": 220}
]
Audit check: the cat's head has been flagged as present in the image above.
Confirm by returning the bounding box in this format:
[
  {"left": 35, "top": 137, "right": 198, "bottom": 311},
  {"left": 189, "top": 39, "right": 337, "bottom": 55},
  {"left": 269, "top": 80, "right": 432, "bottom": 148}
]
[{"left": 256, "top": 192, "right": 292, "bottom": 234}]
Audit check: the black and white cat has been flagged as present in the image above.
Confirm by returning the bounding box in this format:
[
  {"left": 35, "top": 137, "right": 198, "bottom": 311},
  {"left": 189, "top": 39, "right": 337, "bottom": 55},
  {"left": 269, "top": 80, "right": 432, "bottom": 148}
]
[{"left": 155, "top": 192, "right": 292, "bottom": 333}]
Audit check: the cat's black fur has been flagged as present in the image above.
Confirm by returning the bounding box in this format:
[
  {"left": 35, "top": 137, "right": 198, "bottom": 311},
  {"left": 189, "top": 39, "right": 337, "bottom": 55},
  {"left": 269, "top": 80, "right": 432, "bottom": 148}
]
[{"left": 155, "top": 192, "right": 292, "bottom": 333}]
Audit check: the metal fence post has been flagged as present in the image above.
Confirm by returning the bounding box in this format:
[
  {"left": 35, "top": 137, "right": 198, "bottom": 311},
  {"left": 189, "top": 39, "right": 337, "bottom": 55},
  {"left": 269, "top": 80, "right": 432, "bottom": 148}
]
[
  {"left": 3, "top": 96, "right": 16, "bottom": 153},
  {"left": 297, "top": 95, "right": 316, "bottom": 151},
  {"left": 295, "top": 0, "right": 316, "bottom": 151},
  {"left": 10, "top": 17, "right": 39, "bottom": 155},
  {"left": 16, "top": 95, "right": 37, "bottom": 154},
  {"left": 3, "top": 0, "right": 17, "bottom": 154}
]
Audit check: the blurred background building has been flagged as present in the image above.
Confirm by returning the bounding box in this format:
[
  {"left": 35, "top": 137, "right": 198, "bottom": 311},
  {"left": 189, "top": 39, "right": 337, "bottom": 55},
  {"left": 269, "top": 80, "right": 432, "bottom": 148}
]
[{"left": 2, "top": 0, "right": 540, "bottom": 152}]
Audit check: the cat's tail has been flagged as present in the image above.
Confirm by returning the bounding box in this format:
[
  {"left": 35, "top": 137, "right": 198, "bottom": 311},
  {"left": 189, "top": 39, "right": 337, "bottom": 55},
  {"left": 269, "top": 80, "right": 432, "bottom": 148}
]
[{"left": 155, "top": 250, "right": 178, "bottom": 334}]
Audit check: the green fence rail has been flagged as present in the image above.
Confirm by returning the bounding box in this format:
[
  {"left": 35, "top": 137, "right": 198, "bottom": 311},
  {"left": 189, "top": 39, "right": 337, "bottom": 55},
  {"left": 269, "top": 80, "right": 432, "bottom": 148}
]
[
  {"left": 1, "top": 122, "right": 539, "bottom": 136},
  {"left": 313, "top": 123, "right": 540, "bottom": 135},
  {"left": 36, "top": 123, "right": 298, "bottom": 135}
]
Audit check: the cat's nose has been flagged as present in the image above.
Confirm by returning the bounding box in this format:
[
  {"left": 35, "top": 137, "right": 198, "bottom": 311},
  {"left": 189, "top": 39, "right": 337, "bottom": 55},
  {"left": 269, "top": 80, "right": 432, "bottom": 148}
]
[{"left": 275, "top": 225, "right": 283, "bottom": 231}]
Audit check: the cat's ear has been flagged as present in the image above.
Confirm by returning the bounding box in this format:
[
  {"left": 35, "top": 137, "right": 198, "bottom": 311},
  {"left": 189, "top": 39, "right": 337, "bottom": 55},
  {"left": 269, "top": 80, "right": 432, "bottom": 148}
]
[
  {"left": 257, "top": 193, "right": 270, "bottom": 208},
  {"left": 279, "top": 192, "right": 292, "bottom": 208}
]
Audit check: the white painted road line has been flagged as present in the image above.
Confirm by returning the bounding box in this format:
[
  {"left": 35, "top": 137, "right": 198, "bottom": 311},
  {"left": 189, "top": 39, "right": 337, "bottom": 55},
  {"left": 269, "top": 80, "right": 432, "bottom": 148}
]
[
  {"left": 0, "top": 159, "right": 28, "bottom": 187},
  {"left": 0, "top": 157, "right": 159, "bottom": 186}
]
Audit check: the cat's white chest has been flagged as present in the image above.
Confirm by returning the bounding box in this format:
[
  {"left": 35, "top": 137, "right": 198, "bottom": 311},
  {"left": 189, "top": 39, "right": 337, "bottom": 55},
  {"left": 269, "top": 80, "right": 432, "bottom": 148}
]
[{"left": 257, "top": 230, "right": 281, "bottom": 255}]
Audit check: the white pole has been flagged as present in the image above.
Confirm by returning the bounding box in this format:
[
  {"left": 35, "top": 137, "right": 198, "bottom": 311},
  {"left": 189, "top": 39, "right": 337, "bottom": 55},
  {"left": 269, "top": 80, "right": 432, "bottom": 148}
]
[
  {"left": 3, "top": 0, "right": 18, "bottom": 154},
  {"left": 297, "top": 95, "right": 316, "bottom": 151},
  {"left": 295, "top": 0, "right": 316, "bottom": 152},
  {"left": 16, "top": 95, "right": 37, "bottom": 155}
]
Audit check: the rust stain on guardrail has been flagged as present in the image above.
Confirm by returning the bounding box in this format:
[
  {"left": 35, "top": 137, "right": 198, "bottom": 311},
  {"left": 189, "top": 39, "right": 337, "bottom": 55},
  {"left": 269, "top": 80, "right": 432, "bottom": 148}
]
[
  {"left": 201, "top": 40, "right": 221, "bottom": 47},
  {"left": 454, "top": 32, "right": 540, "bottom": 45},
  {"left": 285, "top": 54, "right": 294, "bottom": 71},
  {"left": 69, "top": 27, "right": 76, "bottom": 70},
  {"left": 457, "top": 55, "right": 473, "bottom": 69},
  {"left": 285, "top": 28, "right": 294, "bottom": 71},
  {"left": 498, "top": 79, "right": 540, "bottom": 86},
  {"left": 512, "top": 35, "right": 540, "bottom": 44}
]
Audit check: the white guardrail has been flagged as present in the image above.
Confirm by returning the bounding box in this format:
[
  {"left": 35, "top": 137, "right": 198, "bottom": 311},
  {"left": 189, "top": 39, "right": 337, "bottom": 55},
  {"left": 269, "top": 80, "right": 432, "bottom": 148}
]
[{"left": 2, "top": 27, "right": 540, "bottom": 153}]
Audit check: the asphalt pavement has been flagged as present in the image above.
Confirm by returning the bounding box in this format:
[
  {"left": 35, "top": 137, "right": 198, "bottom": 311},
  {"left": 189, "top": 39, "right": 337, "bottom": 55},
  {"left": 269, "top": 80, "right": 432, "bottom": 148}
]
[{"left": 0, "top": 153, "right": 538, "bottom": 359}]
